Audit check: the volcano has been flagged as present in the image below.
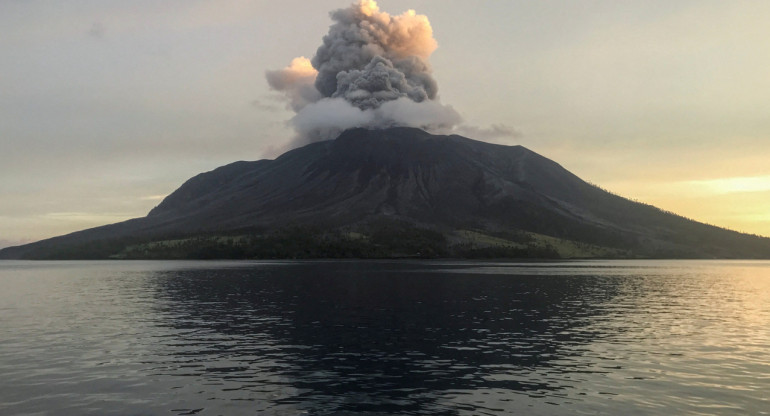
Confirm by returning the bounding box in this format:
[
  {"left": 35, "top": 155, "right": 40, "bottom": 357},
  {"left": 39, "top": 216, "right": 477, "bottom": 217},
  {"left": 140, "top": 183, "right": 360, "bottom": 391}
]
[{"left": 3, "top": 127, "right": 770, "bottom": 259}]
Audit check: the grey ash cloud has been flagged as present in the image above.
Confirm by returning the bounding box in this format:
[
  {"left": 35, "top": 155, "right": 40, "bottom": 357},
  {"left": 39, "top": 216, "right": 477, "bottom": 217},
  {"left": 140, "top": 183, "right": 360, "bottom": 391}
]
[{"left": 265, "top": 0, "right": 461, "bottom": 144}]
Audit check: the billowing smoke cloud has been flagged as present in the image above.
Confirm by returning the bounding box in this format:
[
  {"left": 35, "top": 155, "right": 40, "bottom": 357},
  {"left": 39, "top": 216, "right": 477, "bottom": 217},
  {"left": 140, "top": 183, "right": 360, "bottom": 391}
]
[
  {"left": 266, "top": 0, "right": 460, "bottom": 144},
  {"left": 265, "top": 57, "right": 321, "bottom": 112}
]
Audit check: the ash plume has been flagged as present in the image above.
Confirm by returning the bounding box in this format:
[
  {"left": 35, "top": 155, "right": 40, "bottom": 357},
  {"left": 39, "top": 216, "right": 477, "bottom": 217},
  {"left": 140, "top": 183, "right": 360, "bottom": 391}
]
[
  {"left": 266, "top": 0, "right": 460, "bottom": 144},
  {"left": 265, "top": 57, "right": 321, "bottom": 112}
]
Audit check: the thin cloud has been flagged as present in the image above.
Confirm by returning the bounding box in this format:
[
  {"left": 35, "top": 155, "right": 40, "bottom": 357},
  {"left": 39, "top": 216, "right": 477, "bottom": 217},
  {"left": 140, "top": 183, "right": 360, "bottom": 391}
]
[
  {"left": 0, "top": 238, "right": 34, "bottom": 249},
  {"left": 140, "top": 194, "right": 167, "bottom": 201},
  {"left": 455, "top": 124, "right": 523, "bottom": 141},
  {"left": 682, "top": 176, "right": 770, "bottom": 195},
  {"left": 42, "top": 212, "right": 134, "bottom": 221},
  {"left": 87, "top": 22, "right": 105, "bottom": 39},
  {"left": 250, "top": 99, "right": 282, "bottom": 113}
]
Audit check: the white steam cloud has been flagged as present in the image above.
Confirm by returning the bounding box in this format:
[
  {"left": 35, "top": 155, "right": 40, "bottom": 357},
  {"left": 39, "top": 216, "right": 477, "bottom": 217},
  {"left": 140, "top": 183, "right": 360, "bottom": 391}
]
[{"left": 266, "top": 0, "right": 461, "bottom": 144}]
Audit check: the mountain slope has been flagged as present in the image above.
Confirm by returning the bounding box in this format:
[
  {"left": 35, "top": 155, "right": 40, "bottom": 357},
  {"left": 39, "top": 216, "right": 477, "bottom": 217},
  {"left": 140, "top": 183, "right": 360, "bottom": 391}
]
[{"left": 3, "top": 127, "right": 770, "bottom": 259}]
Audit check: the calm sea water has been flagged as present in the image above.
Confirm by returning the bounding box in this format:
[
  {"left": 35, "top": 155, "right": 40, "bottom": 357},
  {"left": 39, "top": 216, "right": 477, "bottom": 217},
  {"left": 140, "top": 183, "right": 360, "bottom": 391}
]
[{"left": 1, "top": 260, "right": 769, "bottom": 415}]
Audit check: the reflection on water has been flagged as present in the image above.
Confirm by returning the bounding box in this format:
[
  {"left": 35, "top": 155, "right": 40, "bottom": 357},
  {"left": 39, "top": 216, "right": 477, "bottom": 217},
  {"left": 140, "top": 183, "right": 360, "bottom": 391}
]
[{"left": 1, "top": 260, "right": 769, "bottom": 415}]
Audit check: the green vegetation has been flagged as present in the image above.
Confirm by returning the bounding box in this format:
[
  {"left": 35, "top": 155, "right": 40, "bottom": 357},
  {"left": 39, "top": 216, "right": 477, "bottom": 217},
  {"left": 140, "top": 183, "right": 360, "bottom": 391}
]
[
  {"left": 451, "top": 229, "right": 628, "bottom": 259},
  {"left": 112, "top": 221, "right": 449, "bottom": 260},
  {"left": 83, "top": 220, "right": 625, "bottom": 261},
  {"left": 18, "top": 216, "right": 750, "bottom": 260}
]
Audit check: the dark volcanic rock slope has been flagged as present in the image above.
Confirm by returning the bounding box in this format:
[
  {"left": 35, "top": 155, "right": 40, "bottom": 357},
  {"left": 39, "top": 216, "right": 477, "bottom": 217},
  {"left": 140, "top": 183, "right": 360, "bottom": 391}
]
[
  {"left": 145, "top": 127, "right": 613, "bottom": 237},
  {"left": 150, "top": 127, "right": 581, "bottom": 230},
  {"left": 3, "top": 127, "right": 770, "bottom": 259}
]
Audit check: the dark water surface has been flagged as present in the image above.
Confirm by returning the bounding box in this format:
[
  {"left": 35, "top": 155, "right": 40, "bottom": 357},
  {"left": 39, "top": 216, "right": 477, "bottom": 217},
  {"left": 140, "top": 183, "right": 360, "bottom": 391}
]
[{"left": 1, "top": 260, "right": 769, "bottom": 415}]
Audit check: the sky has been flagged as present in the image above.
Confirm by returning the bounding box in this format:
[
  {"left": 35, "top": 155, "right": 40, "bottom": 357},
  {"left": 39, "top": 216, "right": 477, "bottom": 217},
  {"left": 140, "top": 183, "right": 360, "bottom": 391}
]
[{"left": 2, "top": 0, "right": 770, "bottom": 248}]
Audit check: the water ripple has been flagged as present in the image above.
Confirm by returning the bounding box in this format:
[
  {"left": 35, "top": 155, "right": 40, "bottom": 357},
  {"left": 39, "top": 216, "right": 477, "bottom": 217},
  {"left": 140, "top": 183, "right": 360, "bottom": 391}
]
[{"left": 1, "top": 260, "right": 769, "bottom": 415}]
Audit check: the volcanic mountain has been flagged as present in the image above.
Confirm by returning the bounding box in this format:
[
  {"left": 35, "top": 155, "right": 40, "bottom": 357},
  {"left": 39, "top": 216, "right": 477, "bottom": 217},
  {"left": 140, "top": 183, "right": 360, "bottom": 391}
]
[{"left": 3, "top": 127, "right": 770, "bottom": 259}]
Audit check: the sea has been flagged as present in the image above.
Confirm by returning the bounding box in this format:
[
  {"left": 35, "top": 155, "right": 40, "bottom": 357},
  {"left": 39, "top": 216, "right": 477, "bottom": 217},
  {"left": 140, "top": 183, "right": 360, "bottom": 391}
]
[{"left": 1, "top": 259, "right": 768, "bottom": 415}]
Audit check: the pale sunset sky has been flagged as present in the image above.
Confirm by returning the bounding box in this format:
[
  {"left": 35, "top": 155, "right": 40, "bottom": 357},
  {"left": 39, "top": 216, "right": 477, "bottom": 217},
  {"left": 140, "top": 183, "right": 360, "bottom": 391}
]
[{"left": 2, "top": 0, "right": 769, "bottom": 248}]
